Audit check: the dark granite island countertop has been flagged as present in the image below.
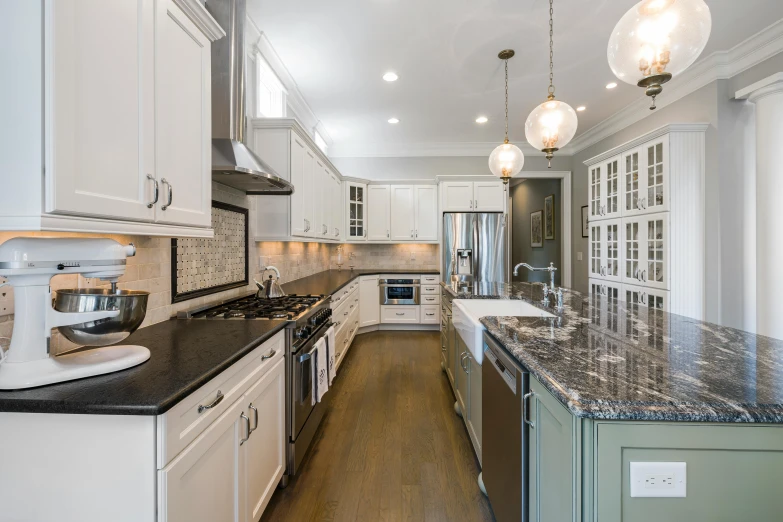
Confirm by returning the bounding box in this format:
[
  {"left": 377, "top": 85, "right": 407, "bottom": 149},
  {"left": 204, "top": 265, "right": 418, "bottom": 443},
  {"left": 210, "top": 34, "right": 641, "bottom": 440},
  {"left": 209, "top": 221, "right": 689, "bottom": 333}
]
[
  {"left": 457, "top": 281, "right": 783, "bottom": 423},
  {"left": 282, "top": 268, "right": 439, "bottom": 297},
  {"left": 0, "top": 319, "right": 287, "bottom": 415}
]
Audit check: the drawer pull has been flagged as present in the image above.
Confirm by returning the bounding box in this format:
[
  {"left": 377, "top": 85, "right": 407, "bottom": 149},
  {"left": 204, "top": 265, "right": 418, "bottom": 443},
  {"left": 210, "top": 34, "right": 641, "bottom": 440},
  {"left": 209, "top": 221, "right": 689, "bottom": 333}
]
[
  {"left": 261, "top": 349, "right": 276, "bottom": 361},
  {"left": 198, "top": 390, "right": 224, "bottom": 414},
  {"left": 426, "top": 313, "right": 435, "bottom": 316},
  {"left": 396, "top": 312, "right": 405, "bottom": 316},
  {"left": 240, "top": 413, "right": 251, "bottom": 446}
]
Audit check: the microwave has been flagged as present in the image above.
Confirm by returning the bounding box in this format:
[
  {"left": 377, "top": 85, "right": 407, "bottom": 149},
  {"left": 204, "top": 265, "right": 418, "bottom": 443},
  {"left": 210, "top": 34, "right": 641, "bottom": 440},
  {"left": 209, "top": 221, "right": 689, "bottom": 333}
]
[{"left": 379, "top": 278, "right": 421, "bottom": 305}]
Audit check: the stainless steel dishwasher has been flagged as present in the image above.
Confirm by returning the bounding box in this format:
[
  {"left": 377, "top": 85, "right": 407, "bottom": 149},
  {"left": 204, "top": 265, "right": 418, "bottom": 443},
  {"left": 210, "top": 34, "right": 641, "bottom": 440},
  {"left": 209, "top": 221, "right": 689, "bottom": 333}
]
[{"left": 482, "top": 332, "right": 529, "bottom": 522}]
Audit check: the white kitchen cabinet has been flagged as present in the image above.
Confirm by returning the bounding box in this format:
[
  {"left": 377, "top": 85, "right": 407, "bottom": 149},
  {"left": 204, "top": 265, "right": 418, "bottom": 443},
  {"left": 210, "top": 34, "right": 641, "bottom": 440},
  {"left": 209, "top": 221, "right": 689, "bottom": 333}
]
[
  {"left": 623, "top": 283, "right": 670, "bottom": 312},
  {"left": 584, "top": 125, "right": 705, "bottom": 319},
  {"left": 359, "top": 275, "right": 380, "bottom": 327},
  {"left": 1, "top": 0, "right": 222, "bottom": 236},
  {"left": 250, "top": 119, "right": 344, "bottom": 242},
  {"left": 421, "top": 305, "right": 440, "bottom": 324},
  {"left": 367, "top": 185, "right": 391, "bottom": 240},
  {"left": 346, "top": 182, "right": 367, "bottom": 241},
  {"left": 589, "top": 156, "right": 622, "bottom": 222},
  {"left": 414, "top": 185, "right": 438, "bottom": 240},
  {"left": 390, "top": 185, "right": 415, "bottom": 241},
  {"left": 154, "top": 0, "right": 213, "bottom": 228},
  {"left": 441, "top": 180, "right": 504, "bottom": 212},
  {"left": 241, "top": 358, "right": 285, "bottom": 522},
  {"left": 381, "top": 305, "right": 420, "bottom": 324},
  {"left": 158, "top": 398, "right": 243, "bottom": 522},
  {"left": 465, "top": 351, "right": 482, "bottom": 464}
]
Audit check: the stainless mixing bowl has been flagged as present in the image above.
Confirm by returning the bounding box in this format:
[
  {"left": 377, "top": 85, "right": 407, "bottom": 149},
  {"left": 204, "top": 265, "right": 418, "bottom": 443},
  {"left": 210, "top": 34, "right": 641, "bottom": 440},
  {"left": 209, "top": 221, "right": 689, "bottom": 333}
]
[{"left": 54, "top": 289, "right": 150, "bottom": 346}]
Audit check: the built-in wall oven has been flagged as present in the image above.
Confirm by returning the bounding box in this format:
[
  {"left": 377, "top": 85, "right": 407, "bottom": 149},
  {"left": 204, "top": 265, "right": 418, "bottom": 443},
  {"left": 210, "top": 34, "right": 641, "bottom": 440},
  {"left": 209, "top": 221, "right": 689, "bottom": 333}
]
[{"left": 379, "top": 278, "right": 421, "bottom": 305}]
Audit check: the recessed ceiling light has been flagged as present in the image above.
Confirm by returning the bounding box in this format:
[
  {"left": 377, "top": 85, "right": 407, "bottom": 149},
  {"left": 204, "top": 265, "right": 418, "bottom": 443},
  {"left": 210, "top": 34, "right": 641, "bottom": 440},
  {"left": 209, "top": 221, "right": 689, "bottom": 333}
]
[
  {"left": 383, "top": 72, "right": 398, "bottom": 82},
  {"left": 388, "top": 117, "right": 400, "bottom": 124},
  {"left": 606, "top": 82, "right": 618, "bottom": 89},
  {"left": 475, "top": 116, "right": 488, "bottom": 124},
  {"left": 576, "top": 106, "right": 586, "bottom": 112}
]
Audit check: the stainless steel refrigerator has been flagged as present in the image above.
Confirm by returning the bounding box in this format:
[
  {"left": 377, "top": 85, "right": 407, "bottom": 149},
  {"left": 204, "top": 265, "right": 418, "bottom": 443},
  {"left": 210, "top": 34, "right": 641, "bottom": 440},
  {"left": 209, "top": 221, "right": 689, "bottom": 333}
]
[{"left": 442, "top": 213, "right": 508, "bottom": 284}]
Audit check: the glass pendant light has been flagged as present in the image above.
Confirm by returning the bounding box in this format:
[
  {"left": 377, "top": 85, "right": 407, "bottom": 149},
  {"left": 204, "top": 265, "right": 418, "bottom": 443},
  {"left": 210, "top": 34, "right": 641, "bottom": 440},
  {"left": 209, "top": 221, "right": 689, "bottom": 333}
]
[
  {"left": 525, "top": 0, "right": 578, "bottom": 168},
  {"left": 488, "top": 50, "right": 524, "bottom": 185},
  {"left": 608, "top": 0, "right": 712, "bottom": 109}
]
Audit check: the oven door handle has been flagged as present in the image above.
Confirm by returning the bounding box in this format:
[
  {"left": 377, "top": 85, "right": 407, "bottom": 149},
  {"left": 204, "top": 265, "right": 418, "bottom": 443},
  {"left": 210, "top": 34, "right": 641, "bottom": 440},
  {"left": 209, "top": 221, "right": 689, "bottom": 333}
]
[
  {"left": 378, "top": 284, "right": 421, "bottom": 288},
  {"left": 296, "top": 322, "right": 333, "bottom": 363}
]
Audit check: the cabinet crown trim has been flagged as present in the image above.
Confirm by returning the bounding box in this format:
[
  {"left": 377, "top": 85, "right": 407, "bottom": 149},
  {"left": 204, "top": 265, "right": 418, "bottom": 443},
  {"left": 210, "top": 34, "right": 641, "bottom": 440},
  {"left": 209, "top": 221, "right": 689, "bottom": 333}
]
[
  {"left": 172, "top": 0, "right": 226, "bottom": 41},
  {"left": 583, "top": 123, "right": 709, "bottom": 166}
]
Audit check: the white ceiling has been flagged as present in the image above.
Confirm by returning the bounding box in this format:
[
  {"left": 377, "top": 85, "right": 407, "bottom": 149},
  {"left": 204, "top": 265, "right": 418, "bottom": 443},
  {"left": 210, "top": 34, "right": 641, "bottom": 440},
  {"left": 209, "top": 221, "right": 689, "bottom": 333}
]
[{"left": 248, "top": 0, "right": 783, "bottom": 157}]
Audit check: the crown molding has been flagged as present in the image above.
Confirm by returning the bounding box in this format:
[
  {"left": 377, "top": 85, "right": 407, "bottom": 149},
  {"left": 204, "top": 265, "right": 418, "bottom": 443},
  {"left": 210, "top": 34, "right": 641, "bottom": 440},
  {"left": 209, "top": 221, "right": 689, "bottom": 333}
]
[
  {"left": 583, "top": 123, "right": 709, "bottom": 166},
  {"left": 568, "top": 19, "right": 783, "bottom": 155},
  {"left": 329, "top": 141, "right": 545, "bottom": 158},
  {"left": 174, "top": 0, "right": 226, "bottom": 41}
]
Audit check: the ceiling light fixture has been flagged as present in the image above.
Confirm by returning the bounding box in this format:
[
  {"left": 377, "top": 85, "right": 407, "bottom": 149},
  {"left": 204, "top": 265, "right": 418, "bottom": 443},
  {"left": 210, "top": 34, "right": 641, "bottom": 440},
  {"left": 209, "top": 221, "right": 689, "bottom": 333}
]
[
  {"left": 576, "top": 106, "right": 586, "bottom": 112},
  {"left": 525, "top": 0, "right": 578, "bottom": 168},
  {"left": 476, "top": 116, "right": 488, "bottom": 124},
  {"left": 608, "top": 0, "right": 712, "bottom": 109},
  {"left": 606, "top": 82, "right": 618, "bottom": 89},
  {"left": 488, "top": 50, "right": 525, "bottom": 185},
  {"left": 388, "top": 117, "right": 400, "bottom": 124},
  {"left": 383, "top": 72, "right": 398, "bottom": 82}
]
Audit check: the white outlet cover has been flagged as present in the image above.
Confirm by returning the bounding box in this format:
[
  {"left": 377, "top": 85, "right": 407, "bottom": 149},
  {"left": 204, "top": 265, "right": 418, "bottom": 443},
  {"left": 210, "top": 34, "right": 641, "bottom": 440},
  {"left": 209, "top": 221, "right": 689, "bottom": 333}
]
[
  {"left": 630, "top": 462, "right": 686, "bottom": 498},
  {"left": 577, "top": 252, "right": 583, "bottom": 261}
]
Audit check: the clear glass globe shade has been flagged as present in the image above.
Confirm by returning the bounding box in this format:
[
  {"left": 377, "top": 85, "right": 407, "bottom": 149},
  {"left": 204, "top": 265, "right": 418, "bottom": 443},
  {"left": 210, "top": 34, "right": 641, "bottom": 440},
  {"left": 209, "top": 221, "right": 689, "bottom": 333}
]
[
  {"left": 607, "top": 0, "right": 712, "bottom": 85},
  {"left": 524, "top": 99, "right": 578, "bottom": 152},
  {"left": 488, "top": 142, "right": 525, "bottom": 180}
]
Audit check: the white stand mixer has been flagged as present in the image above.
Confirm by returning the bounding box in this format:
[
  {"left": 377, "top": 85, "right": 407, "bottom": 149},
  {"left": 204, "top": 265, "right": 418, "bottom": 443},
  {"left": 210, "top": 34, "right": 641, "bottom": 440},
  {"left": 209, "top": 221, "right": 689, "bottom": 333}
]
[{"left": 0, "top": 238, "right": 151, "bottom": 390}]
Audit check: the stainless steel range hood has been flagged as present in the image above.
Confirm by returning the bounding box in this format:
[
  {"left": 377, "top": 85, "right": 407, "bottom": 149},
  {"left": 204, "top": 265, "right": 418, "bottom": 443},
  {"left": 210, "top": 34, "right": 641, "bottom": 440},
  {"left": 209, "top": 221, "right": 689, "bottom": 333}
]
[{"left": 206, "top": 0, "right": 293, "bottom": 195}]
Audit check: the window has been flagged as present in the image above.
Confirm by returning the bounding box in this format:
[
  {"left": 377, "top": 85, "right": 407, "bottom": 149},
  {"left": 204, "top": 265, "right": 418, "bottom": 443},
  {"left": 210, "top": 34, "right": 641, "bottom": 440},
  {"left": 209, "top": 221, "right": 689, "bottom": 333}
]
[
  {"left": 255, "top": 53, "right": 286, "bottom": 118},
  {"left": 314, "top": 131, "right": 328, "bottom": 155}
]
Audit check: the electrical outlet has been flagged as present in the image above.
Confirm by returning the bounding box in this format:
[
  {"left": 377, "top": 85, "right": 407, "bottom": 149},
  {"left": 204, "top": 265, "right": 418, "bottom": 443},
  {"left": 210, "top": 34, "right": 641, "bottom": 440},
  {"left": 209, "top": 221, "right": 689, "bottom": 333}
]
[
  {"left": 577, "top": 252, "right": 583, "bottom": 261},
  {"left": 630, "top": 462, "right": 686, "bottom": 498},
  {"left": 410, "top": 251, "right": 416, "bottom": 261}
]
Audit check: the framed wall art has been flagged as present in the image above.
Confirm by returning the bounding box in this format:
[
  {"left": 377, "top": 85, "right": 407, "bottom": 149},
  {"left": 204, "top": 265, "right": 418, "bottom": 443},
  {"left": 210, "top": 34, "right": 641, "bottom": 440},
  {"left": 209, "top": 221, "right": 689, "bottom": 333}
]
[{"left": 531, "top": 210, "right": 543, "bottom": 248}]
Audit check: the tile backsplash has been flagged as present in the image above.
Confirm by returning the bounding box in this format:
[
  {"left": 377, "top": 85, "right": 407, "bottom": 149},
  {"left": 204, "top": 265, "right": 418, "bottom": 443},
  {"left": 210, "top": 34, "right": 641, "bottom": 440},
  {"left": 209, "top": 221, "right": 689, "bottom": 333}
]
[{"left": 0, "top": 182, "right": 439, "bottom": 355}]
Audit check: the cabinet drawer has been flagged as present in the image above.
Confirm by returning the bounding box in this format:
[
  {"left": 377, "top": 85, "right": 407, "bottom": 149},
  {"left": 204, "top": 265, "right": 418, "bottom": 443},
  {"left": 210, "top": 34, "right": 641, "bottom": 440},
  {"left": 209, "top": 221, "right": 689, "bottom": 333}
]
[
  {"left": 421, "top": 285, "right": 439, "bottom": 295},
  {"left": 330, "top": 278, "right": 359, "bottom": 309},
  {"left": 381, "top": 305, "right": 420, "bottom": 324},
  {"left": 421, "top": 293, "right": 441, "bottom": 306},
  {"left": 421, "top": 305, "right": 440, "bottom": 324},
  {"left": 156, "top": 331, "right": 285, "bottom": 468},
  {"left": 420, "top": 275, "right": 439, "bottom": 285}
]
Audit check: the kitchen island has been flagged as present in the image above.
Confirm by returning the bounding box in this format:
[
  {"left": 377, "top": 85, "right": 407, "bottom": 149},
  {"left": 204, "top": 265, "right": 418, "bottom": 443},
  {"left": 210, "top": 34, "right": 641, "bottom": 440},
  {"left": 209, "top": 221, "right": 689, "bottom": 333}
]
[{"left": 442, "top": 280, "right": 783, "bottom": 522}]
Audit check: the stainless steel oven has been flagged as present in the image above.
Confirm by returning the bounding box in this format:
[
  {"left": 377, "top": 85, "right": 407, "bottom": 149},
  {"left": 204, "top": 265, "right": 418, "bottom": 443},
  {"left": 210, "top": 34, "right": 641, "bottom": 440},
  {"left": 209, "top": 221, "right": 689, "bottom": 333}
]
[{"left": 379, "top": 278, "right": 421, "bottom": 305}]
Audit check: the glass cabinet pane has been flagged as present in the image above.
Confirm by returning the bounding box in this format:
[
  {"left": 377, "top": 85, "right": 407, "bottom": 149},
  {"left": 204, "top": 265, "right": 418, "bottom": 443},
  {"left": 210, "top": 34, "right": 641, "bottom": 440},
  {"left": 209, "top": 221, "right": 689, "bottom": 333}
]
[
  {"left": 606, "top": 159, "right": 618, "bottom": 214},
  {"left": 625, "top": 152, "right": 639, "bottom": 211},
  {"left": 591, "top": 166, "right": 601, "bottom": 216},
  {"left": 625, "top": 222, "right": 639, "bottom": 279},
  {"left": 606, "top": 223, "right": 619, "bottom": 277},
  {"left": 647, "top": 143, "right": 665, "bottom": 208},
  {"left": 647, "top": 219, "right": 664, "bottom": 283}
]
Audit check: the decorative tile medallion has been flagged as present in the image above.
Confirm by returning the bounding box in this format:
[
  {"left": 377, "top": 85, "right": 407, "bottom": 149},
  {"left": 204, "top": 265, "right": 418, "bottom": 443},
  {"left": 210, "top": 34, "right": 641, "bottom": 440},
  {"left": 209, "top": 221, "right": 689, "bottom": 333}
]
[{"left": 171, "top": 201, "right": 248, "bottom": 303}]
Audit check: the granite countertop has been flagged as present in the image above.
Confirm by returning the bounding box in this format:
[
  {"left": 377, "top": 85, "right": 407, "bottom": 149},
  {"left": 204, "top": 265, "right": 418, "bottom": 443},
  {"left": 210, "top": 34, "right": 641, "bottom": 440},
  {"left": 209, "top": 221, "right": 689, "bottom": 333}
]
[
  {"left": 443, "top": 280, "right": 783, "bottom": 423},
  {"left": 282, "top": 268, "right": 439, "bottom": 297},
  {"left": 0, "top": 320, "right": 287, "bottom": 415}
]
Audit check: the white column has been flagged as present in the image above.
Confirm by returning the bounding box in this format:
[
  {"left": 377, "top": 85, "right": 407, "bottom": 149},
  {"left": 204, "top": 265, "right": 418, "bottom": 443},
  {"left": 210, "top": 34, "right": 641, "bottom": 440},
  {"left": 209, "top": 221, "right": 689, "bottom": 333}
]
[{"left": 736, "top": 73, "right": 783, "bottom": 340}]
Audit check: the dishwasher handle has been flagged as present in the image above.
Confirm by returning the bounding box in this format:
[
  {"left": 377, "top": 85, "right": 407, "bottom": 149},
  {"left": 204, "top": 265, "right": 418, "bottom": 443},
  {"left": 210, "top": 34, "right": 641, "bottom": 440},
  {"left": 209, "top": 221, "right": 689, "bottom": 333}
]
[{"left": 484, "top": 345, "right": 516, "bottom": 394}]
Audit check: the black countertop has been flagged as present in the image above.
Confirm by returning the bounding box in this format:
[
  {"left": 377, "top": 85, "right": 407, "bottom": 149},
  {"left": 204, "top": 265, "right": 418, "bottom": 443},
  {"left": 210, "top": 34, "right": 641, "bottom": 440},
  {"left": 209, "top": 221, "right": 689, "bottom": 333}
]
[
  {"left": 443, "top": 281, "right": 783, "bottom": 423},
  {"left": 0, "top": 320, "right": 287, "bottom": 415},
  {"left": 282, "top": 268, "right": 439, "bottom": 297}
]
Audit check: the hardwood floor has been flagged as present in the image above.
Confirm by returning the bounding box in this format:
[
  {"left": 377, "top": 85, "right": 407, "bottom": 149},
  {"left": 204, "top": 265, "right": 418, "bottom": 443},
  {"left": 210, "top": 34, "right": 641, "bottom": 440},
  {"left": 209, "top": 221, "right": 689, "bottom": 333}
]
[{"left": 261, "top": 330, "right": 496, "bottom": 522}]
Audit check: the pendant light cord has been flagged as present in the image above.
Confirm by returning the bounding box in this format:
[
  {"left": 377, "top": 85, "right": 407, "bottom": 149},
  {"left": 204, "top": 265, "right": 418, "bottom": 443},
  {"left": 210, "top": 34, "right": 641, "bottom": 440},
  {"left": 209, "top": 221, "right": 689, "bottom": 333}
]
[
  {"left": 548, "top": 0, "right": 555, "bottom": 98},
  {"left": 504, "top": 59, "right": 510, "bottom": 143}
]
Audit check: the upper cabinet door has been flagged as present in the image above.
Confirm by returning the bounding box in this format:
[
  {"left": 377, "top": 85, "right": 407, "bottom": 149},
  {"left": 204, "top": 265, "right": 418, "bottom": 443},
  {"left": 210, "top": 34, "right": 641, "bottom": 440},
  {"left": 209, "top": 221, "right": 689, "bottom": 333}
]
[
  {"left": 367, "top": 185, "right": 391, "bottom": 240},
  {"left": 604, "top": 156, "right": 622, "bottom": 219},
  {"left": 622, "top": 147, "right": 644, "bottom": 217},
  {"left": 589, "top": 164, "right": 603, "bottom": 221},
  {"left": 154, "top": 0, "right": 212, "bottom": 227},
  {"left": 601, "top": 218, "right": 622, "bottom": 283},
  {"left": 474, "top": 181, "right": 505, "bottom": 212},
  {"left": 390, "top": 185, "right": 415, "bottom": 241},
  {"left": 414, "top": 185, "right": 438, "bottom": 241},
  {"left": 331, "top": 174, "right": 342, "bottom": 240},
  {"left": 46, "top": 0, "right": 156, "bottom": 222},
  {"left": 289, "top": 134, "right": 308, "bottom": 237},
  {"left": 441, "top": 182, "right": 474, "bottom": 211},
  {"left": 642, "top": 137, "right": 669, "bottom": 214},
  {"left": 346, "top": 182, "right": 367, "bottom": 241},
  {"left": 302, "top": 148, "right": 316, "bottom": 237}
]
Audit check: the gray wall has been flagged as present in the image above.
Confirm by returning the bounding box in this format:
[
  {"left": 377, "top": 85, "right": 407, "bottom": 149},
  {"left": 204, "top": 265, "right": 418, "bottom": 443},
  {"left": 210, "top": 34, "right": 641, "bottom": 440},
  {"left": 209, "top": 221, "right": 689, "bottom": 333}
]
[
  {"left": 569, "top": 52, "right": 783, "bottom": 329},
  {"left": 510, "top": 179, "right": 562, "bottom": 286},
  {"left": 331, "top": 155, "right": 572, "bottom": 181}
]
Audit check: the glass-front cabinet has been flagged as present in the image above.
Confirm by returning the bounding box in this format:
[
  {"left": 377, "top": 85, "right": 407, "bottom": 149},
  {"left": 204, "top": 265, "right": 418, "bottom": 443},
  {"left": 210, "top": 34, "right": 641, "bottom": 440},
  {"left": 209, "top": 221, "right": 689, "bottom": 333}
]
[{"left": 345, "top": 181, "right": 367, "bottom": 241}]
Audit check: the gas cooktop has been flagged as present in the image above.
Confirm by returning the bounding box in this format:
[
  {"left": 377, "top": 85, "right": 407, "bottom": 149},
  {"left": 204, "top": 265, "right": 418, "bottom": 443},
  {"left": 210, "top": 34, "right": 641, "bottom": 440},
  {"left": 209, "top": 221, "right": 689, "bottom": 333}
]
[{"left": 185, "top": 294, "right": 325, "bottom": 320}]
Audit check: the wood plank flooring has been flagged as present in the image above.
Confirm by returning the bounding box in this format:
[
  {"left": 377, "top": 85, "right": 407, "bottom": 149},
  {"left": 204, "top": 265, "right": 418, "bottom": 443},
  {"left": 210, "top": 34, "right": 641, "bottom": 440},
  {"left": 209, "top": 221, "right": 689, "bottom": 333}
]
[{"left": 261, "top": 330, "right": 496, "bottom": 522}]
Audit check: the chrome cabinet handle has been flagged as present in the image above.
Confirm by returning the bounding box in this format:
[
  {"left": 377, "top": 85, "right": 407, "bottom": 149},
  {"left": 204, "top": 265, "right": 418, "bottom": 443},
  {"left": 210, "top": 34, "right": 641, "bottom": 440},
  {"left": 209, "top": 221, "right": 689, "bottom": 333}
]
[
  {"left": 387, "top": 230, "right": 390, "bottom": 238},
  {"left": 146, "top": 174, "right": 159, "bottom": 208},
  {"left": 344, "top": 311, "right": 349, "bottom": 316},
  {"left": 261, "top": 349, "right": 276, "bottom": 361},
  {"left": 161, "top": 178, "right": 173, "bottom": 210},
  {"left": 469, "top": 200, "right": 473, "bottom": 209},
  {"left": 415, "top": 229, "right": 418, "bottom": 238},
  {"left": 642, "top": 270, "right": 647, "bottom": 282},
  {"left": 396, "top": 312, "right": 405, "bottom": 316},
  {"left": 474, "top": 199, "right": 478, "bottom": 209},
  {"left": 411, "top": 229, "right": 413, "bottom": 238},
  {"left": 426, "top": 312, "right": 435, "bottom": 316},
  {"left": 249, "top": 404, "right": 259, "bottom": 434},
  {"left": 240, "top": 413, "right": 251, "bottom": 446},
  {"left": 198, "top": 390, "right": 224, "bottom": 414},
  {"left": 523, "top": 392, "right": 535, "bottom": 429}
]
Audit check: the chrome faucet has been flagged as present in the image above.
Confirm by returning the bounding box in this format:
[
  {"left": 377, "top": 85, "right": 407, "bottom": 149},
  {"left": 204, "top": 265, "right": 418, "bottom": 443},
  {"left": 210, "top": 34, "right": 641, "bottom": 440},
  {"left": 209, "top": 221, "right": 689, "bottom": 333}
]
[{"left": 513, "top": 262, "right": 558, "bottom": 291}]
